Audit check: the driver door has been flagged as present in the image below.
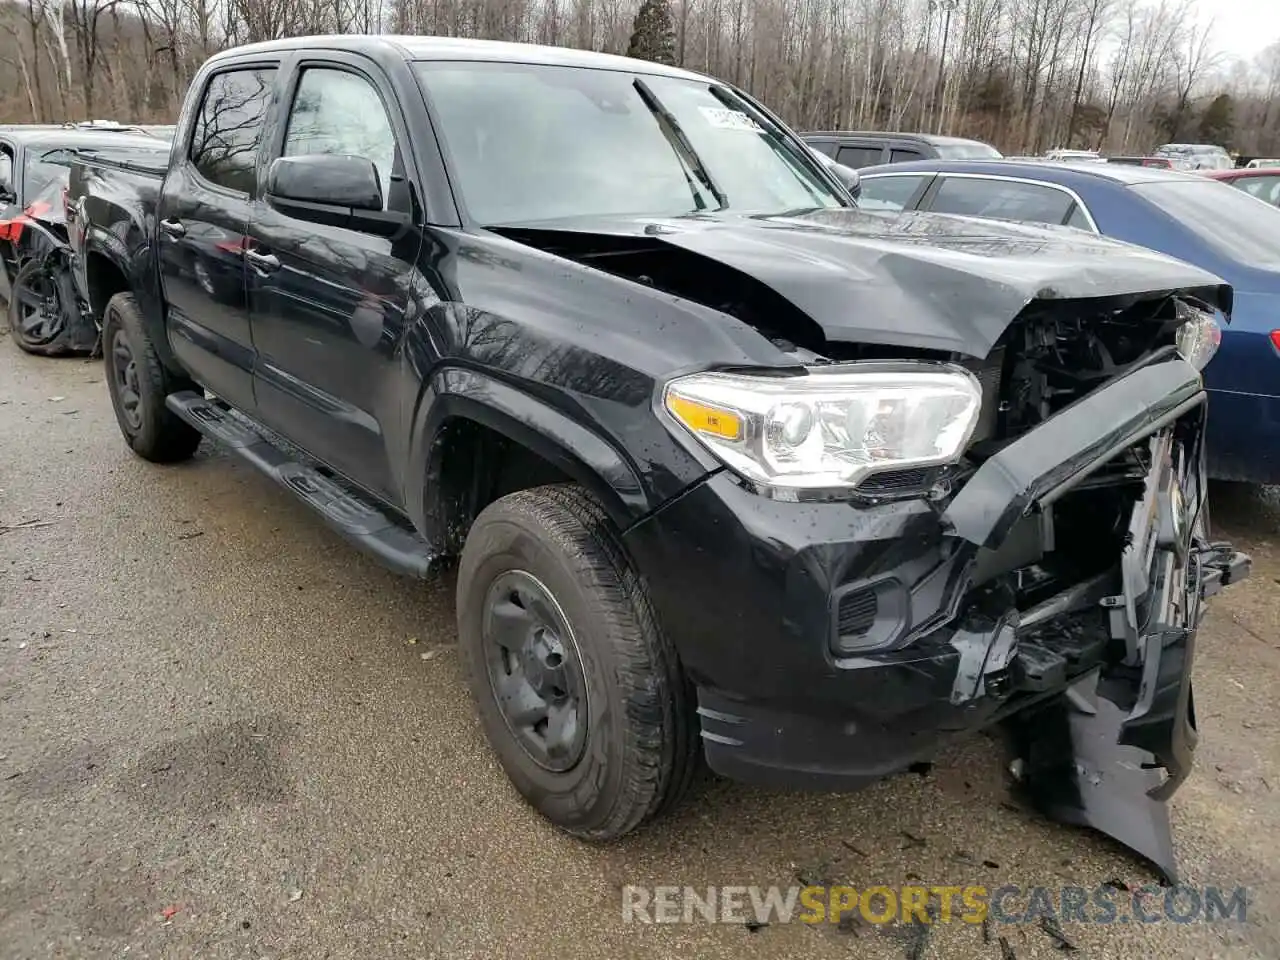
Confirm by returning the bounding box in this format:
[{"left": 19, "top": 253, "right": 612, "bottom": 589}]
[{"left": 246, "top": 57, "right": 420, "bottom": 505}]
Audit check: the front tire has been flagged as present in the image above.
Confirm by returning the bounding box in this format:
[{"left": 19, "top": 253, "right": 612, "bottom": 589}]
[
  {"left": 102, "top": 292, "right": 202, "bottom": 463},
  {"left": 8, "top": 257, "right": 73, "bottom": 356},
  {"left": 457, "top": 484, "right": 698, "bottom": 840}
]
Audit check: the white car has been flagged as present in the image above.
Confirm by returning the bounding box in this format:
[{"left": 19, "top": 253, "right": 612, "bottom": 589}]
[
  {"left": 1044, "top": 149, "right": 1104, "bottom": 163},
  {"left": 1155, "top": 144, "right": 1233, "bottom": 171},
  {"left": 1246, "top": 158, "right": 1280, "bottom": 169}
]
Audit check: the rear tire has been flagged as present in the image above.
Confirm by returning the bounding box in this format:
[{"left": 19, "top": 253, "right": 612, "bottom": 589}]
[
  {"left": 102, "top": 291, "right": 202, "bottom": 463},
  {"left": 457, "top": 484, "right": 699, "bottom": 840}
]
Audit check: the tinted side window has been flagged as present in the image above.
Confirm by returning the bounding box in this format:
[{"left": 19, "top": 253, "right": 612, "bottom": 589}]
[
  {"left": 0, "top": 146, "right": 15, "bottom": 201},
  {"left": 1065, "top": 203, "right": 1094, "bottom": 230},
  {"left": 189, "top": 68, "right": 276, "bottom": 194},
  {"left": 283, "top": 68, "right": 398, "bottom": 208},
  {"left": 929, "top": 177, "right": 1074, "bottom": 226},
  {"left": 836, "top": 145, "right": 885, "bottom": 168},
  {"left": 805, "top": 140, "right": 837, "bottom": 158},
  {"left": 859, "top": 175, "right": 928, "bottom": 212},
  {"left": 889, "top": 148, "right": 924, "bottom": 163}
]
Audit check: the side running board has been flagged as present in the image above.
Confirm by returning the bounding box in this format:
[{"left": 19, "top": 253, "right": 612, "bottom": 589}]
[{"left": 165, "top": 390, "right": 437, "bottom": 578}]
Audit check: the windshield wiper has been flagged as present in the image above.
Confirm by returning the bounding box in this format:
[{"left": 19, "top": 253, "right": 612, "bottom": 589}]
[{"left": 632, "top": 77, "right": 728, "bottom": 211}]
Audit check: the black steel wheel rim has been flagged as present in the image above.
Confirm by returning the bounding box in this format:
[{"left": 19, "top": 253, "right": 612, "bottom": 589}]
[
  {"left": 111, "top": 328, "right": 143, "bottom": 430},
  {"left": 482, "top": 569, "right": 589, "bottom": 773},
  {"left": 14, "top": 266, "right": 62, "bottom": 345}
]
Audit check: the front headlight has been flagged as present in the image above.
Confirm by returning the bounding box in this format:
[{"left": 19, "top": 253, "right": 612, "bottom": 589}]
[
  {"left": 663, "top": 363, "right": 983, "bottom": 497},
  {"left": 1175, "top": 300, "right": 1222, "bottom": 371}
]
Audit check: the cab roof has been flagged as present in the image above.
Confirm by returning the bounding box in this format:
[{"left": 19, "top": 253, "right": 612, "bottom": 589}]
[{"left": 208, "top": 34, "right": 713, "bottom": 83}]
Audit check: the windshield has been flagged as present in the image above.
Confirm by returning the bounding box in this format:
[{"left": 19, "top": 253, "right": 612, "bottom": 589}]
[
  {"left": 934, "top": 141, "right": 1002, "bottom": 160},
  {"left": 1132, "top": 179, "right": 1280, "bottom": 269},
  {"left": 413, "top": 61, "right": 847, "bottom": 224}
]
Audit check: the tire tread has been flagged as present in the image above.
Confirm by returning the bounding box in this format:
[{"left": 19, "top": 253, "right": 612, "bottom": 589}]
[
  {"left": 458, "top": 483, "right": 700, "bottom": 840},
  {"left": 103, "top": 291, "right": 202, "bottom": 463}
]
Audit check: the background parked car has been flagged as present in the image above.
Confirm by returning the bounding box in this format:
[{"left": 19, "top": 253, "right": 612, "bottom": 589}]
[
  {"left": 0, "top": 127, "right": 169, "bottom": 355},
  {"left": 1107, "top": 156, "right": 1175, "bottom": 168},
  {"left": 1245, "top": 158, "right": 1280, "bottom": 169},
  {"left": 1044, "top": 148, "right": 1104, "bottom": 162},
  {"left": 1203, "top": 168, "right": 1280, "bottom": 208},
  {"left": 0, "top": 126, "right": 170, "bottom": 302},
  {"left": 800, "top": 130, "right": 1001, "bottom": 169},
  {"left": 855, "top": 158, "right": 1280, "bottom": 485},
  {"left": 1154, "top": 143, "right": 1233, "bottom": 171}
]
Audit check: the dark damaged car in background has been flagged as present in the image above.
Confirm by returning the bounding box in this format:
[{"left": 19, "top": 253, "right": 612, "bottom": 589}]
[
  {"left": 1, "top": 124, "right": 170, "bottom": 355},
  {"left": 68, "top": 36, "right": 1249, "bottom": 882}
]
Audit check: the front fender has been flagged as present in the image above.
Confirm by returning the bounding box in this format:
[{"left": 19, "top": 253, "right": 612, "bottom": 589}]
[{"left": 405, "top": 366, "right": 670, "bottom": 548}]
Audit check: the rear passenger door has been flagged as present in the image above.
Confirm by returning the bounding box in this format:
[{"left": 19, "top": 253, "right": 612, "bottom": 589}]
[
  {"left": 246, "top": 56, "right": 421, "bottom": 504},
  {"left": 157, "top": 63, "right": 278, "bottom": 413}
]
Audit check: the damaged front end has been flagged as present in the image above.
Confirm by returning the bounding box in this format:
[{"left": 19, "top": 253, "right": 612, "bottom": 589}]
[{"left": 937, "top": 300, "right": 1249, "bottom": 884}]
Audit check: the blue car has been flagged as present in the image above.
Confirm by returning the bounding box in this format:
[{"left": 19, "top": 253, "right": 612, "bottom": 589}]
[{"left": 856, "top": 159, "right": 1280, "bottom": 484}]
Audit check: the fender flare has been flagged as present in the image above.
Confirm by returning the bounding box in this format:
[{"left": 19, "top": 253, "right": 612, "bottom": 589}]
[{"left": 405, "top": 366, "right": 652, "bottom": 547}]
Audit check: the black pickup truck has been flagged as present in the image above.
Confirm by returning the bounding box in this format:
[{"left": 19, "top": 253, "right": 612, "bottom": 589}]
[{"left": 68, "top": 35, "right": 1248, "bottom": 880}]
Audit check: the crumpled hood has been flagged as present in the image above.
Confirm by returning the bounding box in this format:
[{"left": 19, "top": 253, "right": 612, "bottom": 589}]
[{"left": 509, "top": 208, "right": 1231, "bottom": 357}]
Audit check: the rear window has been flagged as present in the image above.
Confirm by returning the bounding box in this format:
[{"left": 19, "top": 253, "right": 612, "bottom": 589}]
[{"left": 1132, "top": 179, "right": 1280, "bottom": 269}]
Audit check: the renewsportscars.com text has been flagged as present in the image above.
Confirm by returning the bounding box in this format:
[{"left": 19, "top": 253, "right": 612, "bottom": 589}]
[{"left": 621, "top": 884, "right": 1249, "bottom": 926}]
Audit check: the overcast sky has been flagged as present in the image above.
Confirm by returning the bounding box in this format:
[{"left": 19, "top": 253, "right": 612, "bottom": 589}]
[{"left": 1200, "top": 1, "right": 1280, "bottom": 63}]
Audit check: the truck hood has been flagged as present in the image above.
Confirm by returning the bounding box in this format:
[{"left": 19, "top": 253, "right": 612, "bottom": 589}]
[{"left": 498, "top": 208, "right": 1230, "bottom": 357}]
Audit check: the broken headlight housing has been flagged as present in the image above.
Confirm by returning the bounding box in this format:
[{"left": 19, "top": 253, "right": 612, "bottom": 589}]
[
  {"left": 1174, "top": 300, "right": 1222, "bottom": 371},
  {"left": 663, "top": 363, "right": 983, "bottom": 498}
]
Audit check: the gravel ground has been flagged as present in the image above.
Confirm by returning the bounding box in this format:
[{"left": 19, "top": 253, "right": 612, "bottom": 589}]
[{"left": 2, "top": 345, "right": 1279, "bottom": 960}]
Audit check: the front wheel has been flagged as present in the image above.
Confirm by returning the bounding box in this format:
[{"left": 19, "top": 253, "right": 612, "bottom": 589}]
[
  {"left": 102, "top": 291, "right": 202, "bottom": 463},
  {"left": 456, "top": 484, "right": 699, "bottom": 840},
  {"left": 7, "top": 256, "right": 74, "bottom": 356}
]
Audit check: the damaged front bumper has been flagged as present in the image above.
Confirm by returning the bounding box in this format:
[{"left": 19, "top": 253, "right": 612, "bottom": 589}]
[{"left": 624, "top": 355, "right": 1249, "bottom": 882}]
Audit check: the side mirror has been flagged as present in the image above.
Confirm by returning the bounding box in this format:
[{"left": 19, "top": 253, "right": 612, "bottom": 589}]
[
  {"left": 812, "top": 149, "right": 861, "bottom": 201},
  {"left": 269, "top": 154, "right": 382, "bottom": 209},
  {"left": 266, "top": 154, "right": 410, "bottom": 237},
  {"left": 830, "top": 161, "right": 861, "bottom": 200}
]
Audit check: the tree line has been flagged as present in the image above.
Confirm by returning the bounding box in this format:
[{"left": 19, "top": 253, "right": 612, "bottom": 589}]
[{"left": 1, "top": 0, "right": 1278, "bottom": 157}]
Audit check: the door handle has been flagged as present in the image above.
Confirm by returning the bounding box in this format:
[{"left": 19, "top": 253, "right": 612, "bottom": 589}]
[
  {"left": 159, "top": 218, "right": 185, "bottom": 238},
  {"left": 245, "top": 249, "right": 280, "bottom": 273}
]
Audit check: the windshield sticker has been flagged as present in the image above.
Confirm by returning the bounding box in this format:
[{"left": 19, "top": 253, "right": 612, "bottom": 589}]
[{"left": 698, "top": 106, "right": 763, "bottom": 132}]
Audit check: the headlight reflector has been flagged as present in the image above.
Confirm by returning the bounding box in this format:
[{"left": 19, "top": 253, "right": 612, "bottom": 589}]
[
  {"left": 663, "top": 364, "right": 983, "bottom": 495},
  {"left": 1175, "top": 301, "right": 1222, "bottom": 371}
]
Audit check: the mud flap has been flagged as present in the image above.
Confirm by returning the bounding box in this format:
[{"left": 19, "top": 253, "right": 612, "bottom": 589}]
[{"left": 1010, "top": 667, "right": 1183, "bottom": 885}]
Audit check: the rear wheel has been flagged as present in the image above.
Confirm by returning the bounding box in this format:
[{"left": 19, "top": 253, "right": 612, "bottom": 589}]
[
  {"left": 102, "top": 291, "right": 202, "bottom": 463},
  {"left": 456, "top": 484, "right": 699, "bottom": 840}
]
